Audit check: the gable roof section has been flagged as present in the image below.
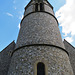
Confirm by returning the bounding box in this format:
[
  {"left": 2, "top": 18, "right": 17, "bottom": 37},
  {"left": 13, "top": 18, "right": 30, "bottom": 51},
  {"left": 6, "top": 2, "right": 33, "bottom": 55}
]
[{"left": 63, "top": 39, "right": 75, "bottom": 50}]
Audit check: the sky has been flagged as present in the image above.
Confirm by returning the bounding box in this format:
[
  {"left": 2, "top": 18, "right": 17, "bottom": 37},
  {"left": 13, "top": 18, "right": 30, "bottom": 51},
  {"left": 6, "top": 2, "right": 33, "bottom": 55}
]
[{"left": 0, "top": 0, "right": 75, "bottom": 51}]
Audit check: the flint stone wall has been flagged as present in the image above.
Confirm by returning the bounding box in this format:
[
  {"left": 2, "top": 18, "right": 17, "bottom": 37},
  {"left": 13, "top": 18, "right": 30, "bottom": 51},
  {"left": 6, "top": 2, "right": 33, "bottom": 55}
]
[
  {"left": 8, "top": 46, "right": 73, "bottom": 75},
  {"left": 0, "top": 41, "right": 15, "bottom": 75},
  {"left": 24, "top": 1, "right": 54, "bottom": 16},
  {"left": 16, "top": 12, "right": 64, "bottom": 49},
  {"left": 63, "top": 40, "right": 75, "bottom": 74}
]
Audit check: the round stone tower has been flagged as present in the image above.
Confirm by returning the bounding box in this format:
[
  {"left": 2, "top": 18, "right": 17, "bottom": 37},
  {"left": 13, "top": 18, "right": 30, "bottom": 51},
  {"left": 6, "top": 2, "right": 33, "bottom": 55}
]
[{"left": 8, "top": 0, "right": 74, "bottom": 75}]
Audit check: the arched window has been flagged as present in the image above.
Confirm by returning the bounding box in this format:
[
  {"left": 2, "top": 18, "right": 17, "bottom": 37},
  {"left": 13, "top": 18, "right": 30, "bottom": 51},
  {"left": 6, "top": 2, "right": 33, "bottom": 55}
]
[
  {"left": 40, "top": 3, "right": 44, "bottom": 11},
  {"left": 35, "top": 3, "right": 38, "bottom": 11},
  {"left": 35, "top": 3, "right": 44, "bottom": 11},
  {"left": 37, "top": 62, "right": 45, "bottom": 75}
]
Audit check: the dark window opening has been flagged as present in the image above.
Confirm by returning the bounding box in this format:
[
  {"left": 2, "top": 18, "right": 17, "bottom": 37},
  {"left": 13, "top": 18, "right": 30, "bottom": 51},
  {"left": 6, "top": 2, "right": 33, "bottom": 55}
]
[
  {"left": 40, "top": 3, "right": 44, "bottom": 11},
  {"left": 35, "top": 3, "right": 38, "bottom": 11},
  {"left": 37, "top": 62, "right": 45, "bottom": 75}
]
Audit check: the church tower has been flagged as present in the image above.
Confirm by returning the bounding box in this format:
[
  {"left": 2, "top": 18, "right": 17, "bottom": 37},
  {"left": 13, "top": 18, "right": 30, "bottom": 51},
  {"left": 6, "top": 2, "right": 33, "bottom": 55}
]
[{"left": 8, "top": 0, "right": 74, "bottom": 75}]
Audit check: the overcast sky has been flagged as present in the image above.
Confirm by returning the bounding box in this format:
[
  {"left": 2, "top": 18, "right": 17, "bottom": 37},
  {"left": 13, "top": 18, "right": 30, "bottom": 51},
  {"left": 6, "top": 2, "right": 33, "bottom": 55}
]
[{"left": 0, "top": 0, "right": 75, "bottom": 51}]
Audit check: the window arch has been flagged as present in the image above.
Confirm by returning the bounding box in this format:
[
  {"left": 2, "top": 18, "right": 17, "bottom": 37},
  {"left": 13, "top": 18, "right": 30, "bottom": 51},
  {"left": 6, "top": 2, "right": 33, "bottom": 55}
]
[
  {"left": 40, "top": 3, "right": 44, "bottom": 11},
  {"left": 35, "top": 3, "right": 38, "bottom": 11},
  {"left": 35, "top": 3, "right": 44, "bottom": 11},
  {"left": 37, "top": 62, "right": 45, "bottom": 75}
]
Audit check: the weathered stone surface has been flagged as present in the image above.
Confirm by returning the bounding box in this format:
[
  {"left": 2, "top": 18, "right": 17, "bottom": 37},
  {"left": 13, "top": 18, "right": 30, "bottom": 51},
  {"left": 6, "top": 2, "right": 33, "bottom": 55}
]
[
  {"left": 25, "top": 5, "right": 34, "bottom": 16},
  {"left": 0, "top": 41, "right": 15, "bottom": 75},
  {"left": 0, "top": 0, "right": 74, "bottom": 75},
  {"left": 24, "top": 1, "right": 54, "bottom": 16},
  {"left": 16, "top": 12, "right": 64, "bottom": 49},
  {"left": 63, "top": 40, "right": 75, "bottom": 74},
  {"left": 8, "top": 46, "right": 73, "bottom": 75},
  {"left": 44, "top": 4, "right": 54, "bottom": 15}
]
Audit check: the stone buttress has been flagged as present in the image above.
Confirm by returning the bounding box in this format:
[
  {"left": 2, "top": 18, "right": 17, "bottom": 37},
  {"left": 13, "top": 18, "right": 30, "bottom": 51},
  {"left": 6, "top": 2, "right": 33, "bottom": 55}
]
[{"left": 8, "top": 0, "right": 74, "bottom": 75}]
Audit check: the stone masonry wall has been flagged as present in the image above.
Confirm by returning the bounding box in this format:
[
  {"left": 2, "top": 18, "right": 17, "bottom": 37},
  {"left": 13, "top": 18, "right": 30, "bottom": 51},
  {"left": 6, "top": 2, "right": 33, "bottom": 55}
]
[
  {"left": 63, "top": 40, "right": 75, "bottom": 74},
  {"left": 0, "top": 41, "right": 15, "bottom": 75},
  {"left": 16, "top": 12, "right": 64, "bottom": 49},
  {"left": 24, "top": 1, "right": 54, "bottom": 16},
  {"left": 8, "top": 46, "right": 73, "bottom": 75}
]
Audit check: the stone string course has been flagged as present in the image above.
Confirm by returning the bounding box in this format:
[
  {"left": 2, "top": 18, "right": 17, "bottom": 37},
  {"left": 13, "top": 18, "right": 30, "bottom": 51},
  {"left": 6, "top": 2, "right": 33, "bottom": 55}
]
[
  {"left": 16, "top": 12, "right": 64, "bottom": 49},
  {"left": 0, "top": 0, "right": 74, "bottom": 75},
  {"left": 8, "top": 46, "right": 73, "bottom": 75}
]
